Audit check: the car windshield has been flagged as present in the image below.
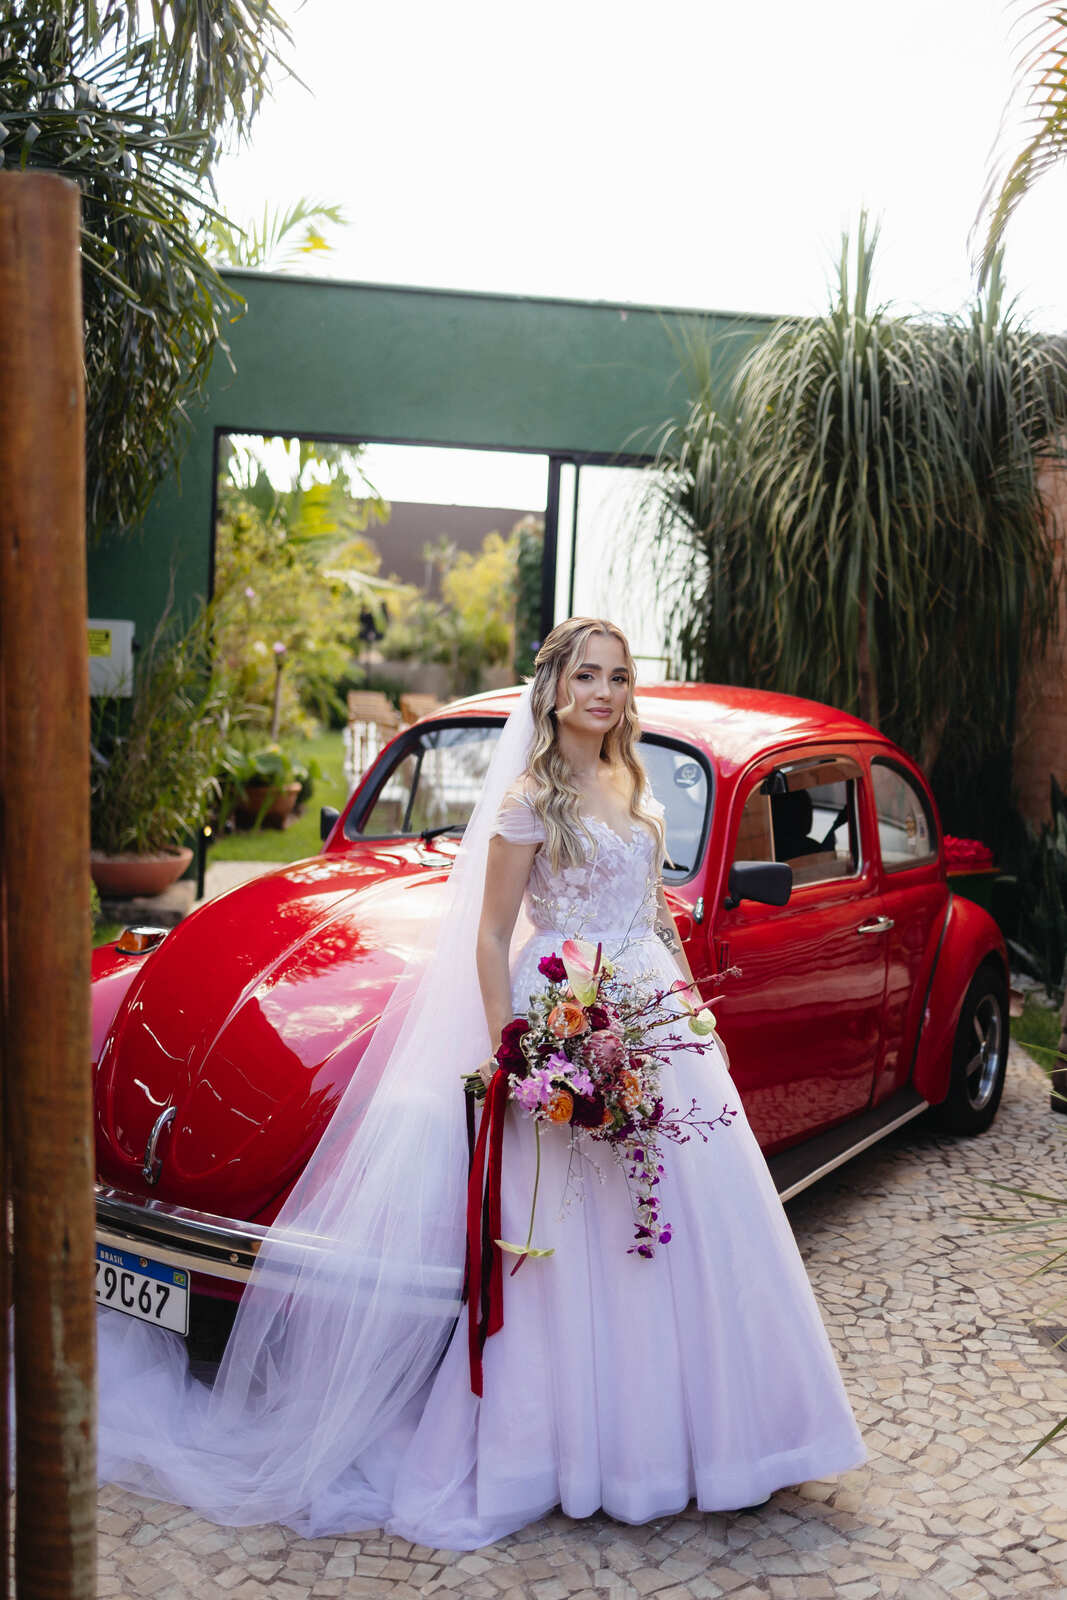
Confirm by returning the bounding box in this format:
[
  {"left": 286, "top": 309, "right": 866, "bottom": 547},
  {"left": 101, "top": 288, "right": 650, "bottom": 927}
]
[
  {"left": 352, "top": 719, "right": 712, "bottom": 882},
  {"left": 355, "top": 722, "right": 502, "bottom": 838}
]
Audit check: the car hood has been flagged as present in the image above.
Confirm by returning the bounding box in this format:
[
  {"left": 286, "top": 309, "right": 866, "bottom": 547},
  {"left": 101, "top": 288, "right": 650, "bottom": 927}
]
[{"left": 94, "top": 848, "right": 453, "bottom": 1219}]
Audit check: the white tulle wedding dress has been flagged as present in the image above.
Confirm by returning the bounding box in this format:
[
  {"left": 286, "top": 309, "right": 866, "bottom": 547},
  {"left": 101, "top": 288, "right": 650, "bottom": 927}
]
[{"left": 97, "top": 703, "right": 866, "bottom": 1552}]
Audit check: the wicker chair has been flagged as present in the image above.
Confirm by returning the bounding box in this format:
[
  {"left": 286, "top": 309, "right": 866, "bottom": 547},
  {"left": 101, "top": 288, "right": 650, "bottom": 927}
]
[
  {"left": 344, "top": 691, "right": 401, "bottom": 789},
  {"left": 399, "top": 692, "right": 442, "bottom": 726}
]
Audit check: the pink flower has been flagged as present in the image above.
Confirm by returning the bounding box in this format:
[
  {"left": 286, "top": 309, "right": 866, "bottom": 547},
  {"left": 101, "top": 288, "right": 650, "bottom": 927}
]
[
  {"left": 512, "top": 1066, "right": 558, "bottom": 1112},
  {"left": 538, "top": 953, "right": 567, "bottom": 983},
  {"left": 561, "top": 938, "right": 602, "bottom": 1006},
  {"left": 586, "top": 1029, "right": 623, "bottom": 1070},
  {"left": 512, "top": 1075, "right": 546, "bottom": 1112},
  {"left": 244, "top": 585, "right": 256, "bottom": 601},
  {"left": 273, "top": 640, "right": 287, "bottom": 657}
]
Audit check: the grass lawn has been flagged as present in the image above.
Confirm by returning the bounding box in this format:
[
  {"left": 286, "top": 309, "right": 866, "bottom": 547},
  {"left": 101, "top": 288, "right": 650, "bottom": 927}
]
[{"left": 209, "top": 729, "right": 350, "bottom": 865}]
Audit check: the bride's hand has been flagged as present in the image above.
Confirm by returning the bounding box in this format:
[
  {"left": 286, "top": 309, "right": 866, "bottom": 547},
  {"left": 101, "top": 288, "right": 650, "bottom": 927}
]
[{"left": 476, "top": 1057, "right": 498, "bottom": 1088}]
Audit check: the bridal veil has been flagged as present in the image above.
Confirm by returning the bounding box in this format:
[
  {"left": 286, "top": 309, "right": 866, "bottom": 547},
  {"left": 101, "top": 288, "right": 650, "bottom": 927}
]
[{"left": 97, "top": 684, "right": 537, "bottom": 1532}]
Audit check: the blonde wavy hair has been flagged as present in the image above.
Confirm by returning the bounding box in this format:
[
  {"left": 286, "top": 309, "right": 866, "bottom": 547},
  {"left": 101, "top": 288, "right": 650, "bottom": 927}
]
[{"left": 522, "top": 617, "right": 665, "bottom": 871}]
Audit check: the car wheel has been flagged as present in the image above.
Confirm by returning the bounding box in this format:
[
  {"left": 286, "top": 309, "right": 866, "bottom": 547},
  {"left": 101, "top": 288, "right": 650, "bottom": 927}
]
[{"left": 932, "top": 959, "right": 1009, "bottom": 1136}]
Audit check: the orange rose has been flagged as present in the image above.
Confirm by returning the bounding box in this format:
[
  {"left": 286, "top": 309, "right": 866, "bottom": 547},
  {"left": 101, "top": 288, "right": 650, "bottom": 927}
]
[
  {"left": 619, "top": 1070, "right": 641, "bottom": 1110},
  {"left": 547, "top": 1089, "right": 574, "bottom": 1124},
  {"left": 547, "top": 1002, "right": 587, "bottom": 1039}
]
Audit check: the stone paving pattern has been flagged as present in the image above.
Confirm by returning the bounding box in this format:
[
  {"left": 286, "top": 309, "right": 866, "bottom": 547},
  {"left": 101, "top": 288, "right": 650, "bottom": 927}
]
[{"left": 99, "top": 1044, "right": 1067, "bottom": 1598}]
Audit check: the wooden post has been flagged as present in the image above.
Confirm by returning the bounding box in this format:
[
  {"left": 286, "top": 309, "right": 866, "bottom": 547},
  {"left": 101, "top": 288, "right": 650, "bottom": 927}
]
[{"left": 0, "top": 171, "right": 96, "bottom": 1599}]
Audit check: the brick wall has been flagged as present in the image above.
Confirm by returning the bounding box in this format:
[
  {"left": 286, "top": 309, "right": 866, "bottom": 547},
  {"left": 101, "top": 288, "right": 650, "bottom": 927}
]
[{"left": 1013, "top": 460, "right": 1067, "bottom": 825}]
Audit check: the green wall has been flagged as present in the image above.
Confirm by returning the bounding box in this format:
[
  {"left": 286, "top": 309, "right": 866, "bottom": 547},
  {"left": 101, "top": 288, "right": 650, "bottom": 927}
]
[{"left": 87, "top": 273, "right": 772, "bottom": 644}]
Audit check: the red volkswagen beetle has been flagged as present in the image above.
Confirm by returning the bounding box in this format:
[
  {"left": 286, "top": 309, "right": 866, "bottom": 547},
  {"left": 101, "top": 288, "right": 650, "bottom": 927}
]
[{"left": 93, "top": 684, "right": 1009, "bottom": 1339}]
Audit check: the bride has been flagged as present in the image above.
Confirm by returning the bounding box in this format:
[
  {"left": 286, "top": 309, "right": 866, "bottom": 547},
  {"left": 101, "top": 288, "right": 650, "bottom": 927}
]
[{"left": 97, "top": 616, "right": 867, "bottom": 1551}]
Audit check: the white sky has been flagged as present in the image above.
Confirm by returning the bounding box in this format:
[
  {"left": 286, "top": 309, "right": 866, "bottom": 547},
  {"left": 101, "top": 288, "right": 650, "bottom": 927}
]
[
  {"left": 215, "top": 0, "right": 1067, "bottom": 573},
  {"left": 214, "top": 0, "right": 1067, "bottom": 328}
]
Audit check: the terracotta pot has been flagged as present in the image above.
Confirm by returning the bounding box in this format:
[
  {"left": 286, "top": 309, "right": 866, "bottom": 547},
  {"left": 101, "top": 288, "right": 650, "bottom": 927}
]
[
  {"left": 234, "top": 782, "right": 302, "bottom": 829},
  {"left": 90, "top": 846, "right": 193, "bottom": 899}
]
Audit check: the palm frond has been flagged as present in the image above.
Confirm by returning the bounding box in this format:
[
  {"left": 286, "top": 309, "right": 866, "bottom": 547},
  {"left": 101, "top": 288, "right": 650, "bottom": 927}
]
[
  {"left": 0, "top": 0, "right": 293, "bottom": 538},
  {"left": 976, "top": 2, "right": 1067, "bottom": 281},
  {"left": 202, "top": 197, "right": 349, "bottom": 271}
]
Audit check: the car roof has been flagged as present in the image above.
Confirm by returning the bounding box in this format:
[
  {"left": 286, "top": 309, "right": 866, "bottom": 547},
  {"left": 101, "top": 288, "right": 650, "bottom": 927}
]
[{"left": 435, "top": 682, "right": 882, "bottom": 773}]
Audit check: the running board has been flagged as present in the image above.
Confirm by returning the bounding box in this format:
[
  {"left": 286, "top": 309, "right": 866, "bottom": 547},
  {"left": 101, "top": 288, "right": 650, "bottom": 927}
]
[{"left": 767, "top": 1087, "right": 930, "bottom": 1203}]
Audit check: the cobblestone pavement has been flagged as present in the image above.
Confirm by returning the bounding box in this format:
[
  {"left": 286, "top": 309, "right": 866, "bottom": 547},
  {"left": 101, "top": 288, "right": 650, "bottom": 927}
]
[{"left": 99, "top": 1044, "right": 1067, "bottom": 1599}]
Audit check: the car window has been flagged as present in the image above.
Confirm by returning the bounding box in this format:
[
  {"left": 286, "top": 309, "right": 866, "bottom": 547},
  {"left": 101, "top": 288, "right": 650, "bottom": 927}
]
[
  {"left": 639, "top": 739, "right": 712, "bottom": 884},
  {"left": 355, "top": 722, "right": 502, "bottom": 837},
  {"left": 871, "top": 758, "right": 937, "bottom": 870},
  {"left": 735, "top": 754, "right": 861, "bottom": 889},
  {"left": 351, "top": 721, "right": 712, "bottom": 878}
]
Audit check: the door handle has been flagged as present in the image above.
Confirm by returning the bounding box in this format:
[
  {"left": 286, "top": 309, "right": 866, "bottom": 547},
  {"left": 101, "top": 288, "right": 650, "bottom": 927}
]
[{"left": 857, "top": 916, "right": 894, "bottom": 935}]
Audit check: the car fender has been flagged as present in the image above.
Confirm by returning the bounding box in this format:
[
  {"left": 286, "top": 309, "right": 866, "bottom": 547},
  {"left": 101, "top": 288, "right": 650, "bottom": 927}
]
[
  {"left": 911, "top": 894, "right": 1008, "bottom": 1105},
  {"left": 91, "top": 942, "right": 149, "bottom": 1065}
]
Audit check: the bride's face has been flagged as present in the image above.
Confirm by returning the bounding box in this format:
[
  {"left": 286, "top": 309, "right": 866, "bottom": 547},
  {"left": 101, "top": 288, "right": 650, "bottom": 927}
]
[{"left": 556, "top": 632, "right": 630, "bottom": 735}]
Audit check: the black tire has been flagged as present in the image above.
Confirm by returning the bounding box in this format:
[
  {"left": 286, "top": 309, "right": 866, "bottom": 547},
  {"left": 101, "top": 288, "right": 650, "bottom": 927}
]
[{"left": 932, "top": 958, "right": 1009, "bottom": 1135}]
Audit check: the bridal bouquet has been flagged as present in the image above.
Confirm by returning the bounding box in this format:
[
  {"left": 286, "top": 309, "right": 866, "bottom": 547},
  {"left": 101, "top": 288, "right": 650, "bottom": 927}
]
[{"left": 465, "top": 938, "right": 737, "bottom": 1263}]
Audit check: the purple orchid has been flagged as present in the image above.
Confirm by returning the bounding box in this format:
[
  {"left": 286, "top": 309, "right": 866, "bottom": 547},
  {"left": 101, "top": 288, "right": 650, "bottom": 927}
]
[{"left": 566, "top": 1066, "right": 595, "bottom": 1097}]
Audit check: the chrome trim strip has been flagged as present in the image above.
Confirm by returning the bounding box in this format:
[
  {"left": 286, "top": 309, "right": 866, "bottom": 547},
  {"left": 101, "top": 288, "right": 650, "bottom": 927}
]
[
  {"left": 94, "top": 1185, "right": 463, "bottom": 1313},
  {"left": 96, "top": 1185, "right": 268, "bottom": 1283},
  {"left": 776, "top": 1099, "right": 930, "bottom": 1203}
]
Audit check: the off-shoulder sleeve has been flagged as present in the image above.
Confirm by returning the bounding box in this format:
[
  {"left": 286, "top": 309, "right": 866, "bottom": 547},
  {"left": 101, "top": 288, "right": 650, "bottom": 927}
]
[
  {"left": 642, "top": 783, "right": 666, "bottom": 821},
  {"left": 642, "top": 782, "right": 669, "bottom": 871},
  {"left": 491, "top": 788, "right": 546, "bottom": 845}
]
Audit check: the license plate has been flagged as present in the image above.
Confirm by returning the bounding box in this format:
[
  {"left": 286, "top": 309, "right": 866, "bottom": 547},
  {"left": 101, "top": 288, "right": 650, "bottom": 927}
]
[{"left": 95, "top": 1244, "right": 189, "bottom": 1335}]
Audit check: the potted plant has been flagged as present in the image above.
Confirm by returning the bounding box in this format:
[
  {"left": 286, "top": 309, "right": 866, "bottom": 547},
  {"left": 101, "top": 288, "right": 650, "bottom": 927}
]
[
  {"left": 226, "top": 744, "right": 319, "bottom": 829},
  {"left": 90, "top": 602, "right": 237, "bottom": 897}
]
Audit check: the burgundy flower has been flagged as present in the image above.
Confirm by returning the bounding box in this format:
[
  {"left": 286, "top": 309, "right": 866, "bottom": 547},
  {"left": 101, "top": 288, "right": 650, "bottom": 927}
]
[
  {"left": 495, "top": 1017, "right": 531, "bottom": 1075},
  {"left": 538, "top": 953, "right": 567, "bottom": 983},
  {"left": 570, "top": 1091, "right": 606, "bottom": 1129},
  {"left": 587, "top": 1004, "right": 610, "bottom": 1031}
]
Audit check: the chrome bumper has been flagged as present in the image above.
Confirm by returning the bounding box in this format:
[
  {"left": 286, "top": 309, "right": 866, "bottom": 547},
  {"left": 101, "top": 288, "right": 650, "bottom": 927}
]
[
  {"left": 95, "top": 1184, "right": 268, "bottom": 1285},
  {"left": 95, "top": 1185, "right": 464, "bottom": 1314}
]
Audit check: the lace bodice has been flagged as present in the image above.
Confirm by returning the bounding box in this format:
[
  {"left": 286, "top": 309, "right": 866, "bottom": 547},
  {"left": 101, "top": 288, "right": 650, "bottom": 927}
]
[{"left": 490, "top": 785, "right": 666, "bottom": 950}]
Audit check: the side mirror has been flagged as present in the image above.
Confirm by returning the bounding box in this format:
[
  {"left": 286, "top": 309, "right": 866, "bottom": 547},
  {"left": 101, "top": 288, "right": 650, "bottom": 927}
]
[
  {"left": 724, "top": 860, "right": 792, "bottom": 910},
  {"left": 320, "top": 805, "right": 340, "bottom": 842}
]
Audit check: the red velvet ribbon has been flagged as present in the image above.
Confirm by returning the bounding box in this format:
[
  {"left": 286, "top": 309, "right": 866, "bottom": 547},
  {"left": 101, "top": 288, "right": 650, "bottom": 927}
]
[{"left": 465, "top": 1066, "right": 508, "bottom": 1396}]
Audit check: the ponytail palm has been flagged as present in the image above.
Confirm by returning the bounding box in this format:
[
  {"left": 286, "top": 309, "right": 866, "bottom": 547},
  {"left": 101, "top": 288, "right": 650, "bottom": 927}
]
[{"left": 649, "top": 217, "right": 1067, "bottom": 774}]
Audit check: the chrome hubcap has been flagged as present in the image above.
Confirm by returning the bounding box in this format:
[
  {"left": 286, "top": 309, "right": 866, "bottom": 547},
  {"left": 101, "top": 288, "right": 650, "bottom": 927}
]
[{"left": 965, "top": 995, "right": 1003, "bottom": 1110}]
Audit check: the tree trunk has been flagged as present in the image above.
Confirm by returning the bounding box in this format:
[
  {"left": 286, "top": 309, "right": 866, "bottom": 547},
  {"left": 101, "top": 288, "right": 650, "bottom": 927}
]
[
  {"left": 856, "top": 588, "right": 880, "bottom": 730},
  {"left": 0, "top": 170, "right": 96, "bottom": 1599},
  {"left": 919, "top": 706, "right": 951, "bottom": 777}
]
